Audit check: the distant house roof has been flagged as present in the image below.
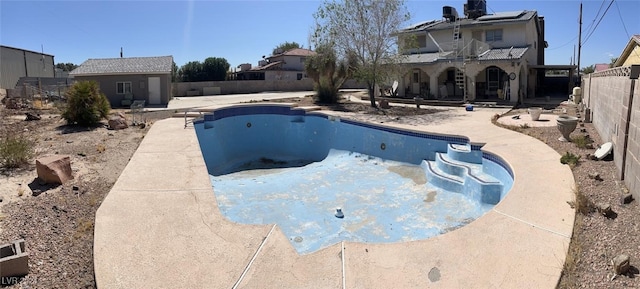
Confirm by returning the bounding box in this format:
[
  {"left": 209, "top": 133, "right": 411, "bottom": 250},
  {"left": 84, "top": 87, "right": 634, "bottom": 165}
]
[
  {"left": 399, "top": 10, "right": 538, "bottom": 33},
  {"left": 594, "top": 63, "right": 610, "bottom": 72},
  {"left": 268, "top": 48, "right": 316, "bottom": 59},
  {"left": 400, "top": 47, "right": 528, "bottom": 64},
  {"left": 249, "top": 61, "right": 283, "bottom": 71},
  {"left": 613, "top": 34, "right": 640, "bottom": 67},
  {"left": 70, "top": 56, "right": 173, "bottom": 76}
]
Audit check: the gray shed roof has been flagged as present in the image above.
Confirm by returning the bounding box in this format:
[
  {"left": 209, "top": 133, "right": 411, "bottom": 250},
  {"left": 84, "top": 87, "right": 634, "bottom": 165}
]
[{"left": 70, "top": 56, "right": 173, "bottom": 76}]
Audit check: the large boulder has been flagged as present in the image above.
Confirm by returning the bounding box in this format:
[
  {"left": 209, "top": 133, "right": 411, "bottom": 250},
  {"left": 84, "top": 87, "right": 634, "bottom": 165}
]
[
  {"left": 36, "top": 155, "right": 73, "bottom": 185},
  {"left": 108, "top": 113, "right": 128, "bottom": 130}
]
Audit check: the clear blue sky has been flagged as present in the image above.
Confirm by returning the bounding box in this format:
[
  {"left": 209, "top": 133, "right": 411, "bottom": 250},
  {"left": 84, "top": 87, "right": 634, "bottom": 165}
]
[{"left": 1, "top": 0, "right": 638, "bottom": 70}]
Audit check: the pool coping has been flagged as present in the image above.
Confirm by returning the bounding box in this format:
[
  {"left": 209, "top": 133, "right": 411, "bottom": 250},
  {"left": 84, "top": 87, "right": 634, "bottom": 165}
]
[{"left": 94, "top": 103, "right": 575, "bottom": 288}]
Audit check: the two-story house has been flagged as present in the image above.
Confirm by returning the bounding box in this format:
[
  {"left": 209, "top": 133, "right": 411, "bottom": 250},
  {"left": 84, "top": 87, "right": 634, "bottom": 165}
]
[
  {"left": 236, "top": 48, "right": 316, "bottom": 81},
  {"left": 396, "top": 0, "right": 553, "bottom": 103}
]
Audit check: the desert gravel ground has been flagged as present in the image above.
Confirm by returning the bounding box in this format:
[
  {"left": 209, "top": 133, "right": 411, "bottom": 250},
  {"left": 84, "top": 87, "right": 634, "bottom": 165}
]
[{"left": 0, "top": 95, "right": 637, "bottom": 288}]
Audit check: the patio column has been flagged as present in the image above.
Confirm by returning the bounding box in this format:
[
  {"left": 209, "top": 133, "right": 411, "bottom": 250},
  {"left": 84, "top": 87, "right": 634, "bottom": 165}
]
[
  {"left": 430, "top": 74, "right": 439, "bottom": 98},
  {"left": 510, "top": 73, "right": 520, "bottom": 104}
]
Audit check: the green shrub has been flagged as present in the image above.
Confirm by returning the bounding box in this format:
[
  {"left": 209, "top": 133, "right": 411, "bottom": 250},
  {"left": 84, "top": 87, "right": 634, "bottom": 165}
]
[
  {"left": 0, "top": 135, "right": 34, "bottom": 169},
  {"left": 315, "top": 78, "right": 340, "bottom": 103},
  {"left": 62, "top": 81, "right": 110, "bottom": 126},
  {"left": 560, "top": 152, "right": 581, "bottom": 167},
  {"left": 572, "top": 135, "right": 593, "bottom": 149}
]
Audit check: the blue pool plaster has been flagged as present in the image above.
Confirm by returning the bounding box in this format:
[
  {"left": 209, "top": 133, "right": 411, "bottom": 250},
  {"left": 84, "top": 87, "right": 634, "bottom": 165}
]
[{"left": 194, "top": 105, "right": 514, "bottom": 254}]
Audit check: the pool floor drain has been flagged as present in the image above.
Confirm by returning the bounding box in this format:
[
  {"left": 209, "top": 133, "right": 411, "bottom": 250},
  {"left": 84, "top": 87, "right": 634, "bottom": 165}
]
[
  {"left": 335, "top": 208, "right": 344, "bottom": 218},
  {"left": 293, "top": 236, "right": 303, "bottom": 243}
]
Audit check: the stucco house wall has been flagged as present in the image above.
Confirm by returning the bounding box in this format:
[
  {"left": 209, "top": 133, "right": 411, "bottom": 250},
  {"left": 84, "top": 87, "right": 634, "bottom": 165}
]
[{"left": 279, "top": 55, "right": 306, "bottom": 71}]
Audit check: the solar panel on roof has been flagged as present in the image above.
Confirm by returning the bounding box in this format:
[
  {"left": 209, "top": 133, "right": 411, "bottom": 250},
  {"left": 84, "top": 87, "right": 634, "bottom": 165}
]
[
  {"left": 402, "top": 20, "right": 436, "bottom": 31},
  {"left": 477, "top": 11, "right": 525, "bottom": 21}
]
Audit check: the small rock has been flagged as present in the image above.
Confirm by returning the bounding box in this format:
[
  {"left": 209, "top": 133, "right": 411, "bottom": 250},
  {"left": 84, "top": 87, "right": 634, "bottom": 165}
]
[
  {"left": 588, "top": 172, "right": 603, "bottom": 181},
  {"left": 579, "top": 123, "right": 585, "bottom": 127},
  {"left": 621, "top": 193, "right": 634, "bottom": 205},
  {"left": 23, "top": 128, "right": 29, "bottom": 132},
  {"left": 72, "top": 186, "right": 79, "bottom": 191},
  {"left": 77, "top": 152, "right": 86, "bottom": 157},
  {"left": 596, "top": 202, "right": 613, "bottom": 216},
  {"left": 25, "top": 112, "right": 41, "bottom": 121},
  {"left": 613, "top": 254, "right": 630, "bottom": 275},
  {"left": 585, "top": 143, "right": 594, "bottom": 149},
  {"left": 0, "top": 196, "right": 3, "bottom": 202},
  {"left": 108, "top": 133, "right": 114, "bottom": 136},
  {"left": 66, "top": 140, "right": 73, "bottom": 143},
  {"left": 580, "top": 128, "right": 587, "bottom": 133},
  {"left": 138, "top": 122, "right": 146, "bottom": 129}
]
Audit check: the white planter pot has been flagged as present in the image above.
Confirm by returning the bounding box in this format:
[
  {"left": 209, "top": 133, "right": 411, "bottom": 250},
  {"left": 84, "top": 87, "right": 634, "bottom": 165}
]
[
  {"left": 528, "top": 107, "right": 543, "bottom": 121},
  {"left": 557, "top": 115, "right": 579, "bottom": 142}
]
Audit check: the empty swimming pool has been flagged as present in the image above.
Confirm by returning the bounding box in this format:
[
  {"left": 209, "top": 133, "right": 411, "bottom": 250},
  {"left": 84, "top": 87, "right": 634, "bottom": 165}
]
[{"left": 194, "top": 105, "right": 513, "bottom": 254}]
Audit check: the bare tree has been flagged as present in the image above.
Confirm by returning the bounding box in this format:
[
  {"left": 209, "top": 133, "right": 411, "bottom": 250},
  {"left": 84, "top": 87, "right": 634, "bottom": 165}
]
[{"left": 313, "top": 0, "right": 410, "bottom": 107}]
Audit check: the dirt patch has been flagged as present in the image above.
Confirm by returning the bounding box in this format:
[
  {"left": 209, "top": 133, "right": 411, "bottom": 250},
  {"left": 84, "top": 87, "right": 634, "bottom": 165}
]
[
  {"left": 0, "top": 106, "right": 173, "bottom": 288},
  {"left": 498, "top": 107, "right": 639, "bottom": 288}
]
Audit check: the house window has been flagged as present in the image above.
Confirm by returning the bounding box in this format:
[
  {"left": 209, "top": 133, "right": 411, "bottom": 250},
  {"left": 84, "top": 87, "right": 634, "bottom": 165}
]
[
  {"left": 485, "top": 29, "right": 503, "bottom": 42},
  {"left": 116, "top": 82, "right": 132, "bottom": 94},
  {"left": 416, "top": 35, "right": 427, "bottom": 48},
  {"left": 297, "top": 73, "right": 303, "bottom": 80},
  {"left": 300, "top": 57, "right": 305, "bottom": 63}
]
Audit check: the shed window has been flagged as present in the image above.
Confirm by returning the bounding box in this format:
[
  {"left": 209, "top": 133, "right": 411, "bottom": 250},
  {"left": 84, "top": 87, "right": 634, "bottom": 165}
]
[
  {"left": 116, "top": 82, "right": 132, "bottom": 94},
  {"left": 485, "top": 29, "right": 503, "bottom": 42}
]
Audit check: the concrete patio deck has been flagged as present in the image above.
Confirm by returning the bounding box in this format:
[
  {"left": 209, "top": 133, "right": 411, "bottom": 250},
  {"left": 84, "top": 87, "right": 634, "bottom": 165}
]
[{"left": 94, "top": 103, "right": 575, "bottom": 288}]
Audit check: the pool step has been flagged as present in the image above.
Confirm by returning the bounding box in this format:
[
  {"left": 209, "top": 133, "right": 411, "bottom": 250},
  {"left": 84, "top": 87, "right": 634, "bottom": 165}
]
[
  {"left": 422, "top": 160, "right": 464, "bottom": 192},
  {"left": 447, "top": 143, "right": 483, "bottom": 164},
  {"left": 423, "top": 153, "right": 504, "bottom": 205},
  {"left": 435, "top": 153, "right": 483, "bottom": 177}
]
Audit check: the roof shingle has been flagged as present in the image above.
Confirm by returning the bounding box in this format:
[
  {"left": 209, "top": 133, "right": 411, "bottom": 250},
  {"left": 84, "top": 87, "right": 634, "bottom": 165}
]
[{"left": 70, "top": 56, "right": 173, "bottom": 76}]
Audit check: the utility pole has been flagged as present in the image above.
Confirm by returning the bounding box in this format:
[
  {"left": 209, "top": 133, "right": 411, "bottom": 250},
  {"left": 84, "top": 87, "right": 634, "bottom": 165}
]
[{"left": 577, "top": 2, "right": 583, "bottom": 80}]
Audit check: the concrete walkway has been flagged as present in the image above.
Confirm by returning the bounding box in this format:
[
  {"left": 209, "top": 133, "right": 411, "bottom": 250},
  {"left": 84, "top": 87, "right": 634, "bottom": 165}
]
[{"left": 94, "top": 101, "right": 575, "bottom": 288}]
